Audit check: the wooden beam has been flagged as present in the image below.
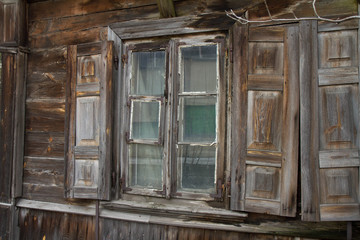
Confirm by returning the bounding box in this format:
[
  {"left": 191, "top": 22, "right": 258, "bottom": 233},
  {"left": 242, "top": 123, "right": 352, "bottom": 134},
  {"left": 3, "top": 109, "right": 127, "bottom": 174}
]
[{"left": 157, "top": 0, "right": 176, "bottom": 18}]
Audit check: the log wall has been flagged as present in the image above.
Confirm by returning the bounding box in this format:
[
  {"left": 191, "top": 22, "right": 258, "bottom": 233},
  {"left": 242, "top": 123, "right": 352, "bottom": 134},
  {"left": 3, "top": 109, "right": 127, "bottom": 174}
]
[{"left": 20, "top": 0, "right": 360, "bottom": 239}]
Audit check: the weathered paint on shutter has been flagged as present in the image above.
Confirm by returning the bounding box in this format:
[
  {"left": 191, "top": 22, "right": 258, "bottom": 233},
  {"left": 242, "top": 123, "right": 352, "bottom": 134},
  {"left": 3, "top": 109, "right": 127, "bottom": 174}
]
[
  {"left": 231, "top": 23, "right": 299, "bottom": 217},
  {"left": 65, "top": 41, "right": 113, "bottom": 200},
  {"left": 300, "top": 20, "right": 360, "bottom": 221}
]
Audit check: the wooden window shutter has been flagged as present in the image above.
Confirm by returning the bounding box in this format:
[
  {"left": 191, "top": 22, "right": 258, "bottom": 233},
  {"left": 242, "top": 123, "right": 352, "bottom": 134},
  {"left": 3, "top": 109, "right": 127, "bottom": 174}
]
[
  {"left": 300, "top": 20, "right": 360, "bottom": 221},
  {"left": 230, "top": 23, "right": 299, "bottom": 217},
  {"left": 65, "top": 41, "right": 114, "bottom": 200}
]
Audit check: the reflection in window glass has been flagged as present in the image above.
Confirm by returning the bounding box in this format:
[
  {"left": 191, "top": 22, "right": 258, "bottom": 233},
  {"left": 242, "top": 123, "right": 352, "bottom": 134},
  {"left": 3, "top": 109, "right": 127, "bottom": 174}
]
[
  {"left": 177, "top": 43, "right": 218, "bottom": 194},
  {"left": 130, "top": 100, "right": 160, "bottom": 140},
  {"left": 129, "top": 144, "right": 163, "bottom": 189},
  {"left": 180, "top": 45, "right": 217, "bottom": 93},
  {"left": 178, "top": 96, "right": 216, "bottom": 143},
  {"left": 131, "top": 51, "right": 165, "bottom": 96},
  {"left": 177, "top": 145, "right": 216, "bottom": 193}
]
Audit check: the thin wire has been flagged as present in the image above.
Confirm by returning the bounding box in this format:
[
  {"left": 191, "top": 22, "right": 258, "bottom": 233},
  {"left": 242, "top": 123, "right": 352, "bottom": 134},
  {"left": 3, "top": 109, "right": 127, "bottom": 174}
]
[{"left": 226, "top": 0, "right": 360, "bottom": 25}]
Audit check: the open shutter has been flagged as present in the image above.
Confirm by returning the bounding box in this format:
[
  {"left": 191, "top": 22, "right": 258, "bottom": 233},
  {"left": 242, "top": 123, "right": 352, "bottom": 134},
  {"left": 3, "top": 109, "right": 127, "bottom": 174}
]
[
  {"left": 231, "top": 23, "right": 299, "bottom": 216},
  {"left": 301, "top": 20, "right": 360, "bottom": 221},
  {"left": 65, "top": 41, "right": 113, "bottom": 200}
]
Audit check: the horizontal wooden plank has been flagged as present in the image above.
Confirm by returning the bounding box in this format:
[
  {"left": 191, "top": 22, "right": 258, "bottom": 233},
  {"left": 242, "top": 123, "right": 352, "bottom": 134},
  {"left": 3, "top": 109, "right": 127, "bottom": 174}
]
[
  {"left": 29, "top": 5, "right": 159, "bottom": 37},
  {"left": 24, "top": 156, "right": 64, "bottom": 172},
  {"left": 22, "top": 183, "right": 66, "bottom": 204},
  {"left": 249, "top": 27, "right": 284, "bottom": 42},
  {"left": 23, "top": 157, "right": 64, "bottom": 186},
  {"left": 26, "top": 101, "right": 65, "bottom": 132},
  {"left": 247, "top": 75, "right": 284, "bottom": 91},
  {"left": 111, "top": 13, "right": 234, "bottom": 39},
  {"left": 244, "top": 198, "right": 280, "bottom": 216},
  {"left": 27, "top": 47, "right": 66, "bottom": 73},
  {"left": 29, "top": 27, "right": 107, "bottom": 49},
  {"left": 28, "top": 0, "right": 159, "bottom": 21},
  {"left": 318, "top": 67, "right": 359, "bottom": 86},
  {"left": 320, "top": 204, "right": 360, "bottom": 221},
  {"left": 318, "top": 19, "right": 358, "bottom": 32},
  {"left": 27, "top": 72, "right": 66, "bottom": 100},
  {"left": 319, "top": 150, "right": 360, "bottom": 168},
  {"left": 24, "top": 132, "right": 65, "bottom": 158},
  {"left": 23, "top": 169, "right": 64, "bottom": 186}
]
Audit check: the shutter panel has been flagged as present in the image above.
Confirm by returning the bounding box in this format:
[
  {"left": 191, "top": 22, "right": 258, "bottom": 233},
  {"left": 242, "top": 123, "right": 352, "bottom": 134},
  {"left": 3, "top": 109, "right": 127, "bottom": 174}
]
[
  {"left": 301, "top": 20, "right": 360, "bottom": 221},
  {"left": 65, "top": 41, "right": 113, "bottom": 200},
  {"left": 231, "top": 23, "right": 299, "bottom": 217}
]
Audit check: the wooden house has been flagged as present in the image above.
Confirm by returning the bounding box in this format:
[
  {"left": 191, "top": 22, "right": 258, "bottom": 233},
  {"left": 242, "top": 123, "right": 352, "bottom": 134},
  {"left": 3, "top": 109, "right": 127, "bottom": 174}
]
[{"left": 0, "top": 0, "right": 360, "bottom": 239}]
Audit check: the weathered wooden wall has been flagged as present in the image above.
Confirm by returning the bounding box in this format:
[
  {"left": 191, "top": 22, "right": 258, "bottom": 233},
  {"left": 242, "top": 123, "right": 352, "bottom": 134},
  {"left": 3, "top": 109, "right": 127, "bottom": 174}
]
[
  {"left": 20, "top": 0, "right": 360, "bottom": 239},
  {"left": 18, "top": 208, "right": 330, "bottom": 240}
]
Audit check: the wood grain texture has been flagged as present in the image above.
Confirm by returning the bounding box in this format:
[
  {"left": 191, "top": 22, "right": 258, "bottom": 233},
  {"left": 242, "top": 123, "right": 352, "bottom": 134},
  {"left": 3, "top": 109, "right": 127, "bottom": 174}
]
[
  {"left": 299, "top": 20, "right": 320, "bottom": 222},
  {"left": 231, "top": 25, "right": 299, "bottom": 217},
  {"left": 29, "top": 27, "right": 108, "bottom": 49},
  {"left": 16, "top": 206, "right": 360, "bottom": 239},
  {"left": 157, "top": 0, "right": 176, "bottom": 18},
  {"left": 230, "top": 22, "right": 248, "bottom": 211},
  {"left": 0, "top": 54, "right": 15, "bottom": 203},
  {"left": 23, "top": 157, "right": 64, "bottom": 186},
  {"left": 280, "top": 25, "right": 299, "bottom": 217},
  {"left": 13, "top": 51, "right": 27, "bottom": 198},
  {"left": 27, "top": 47, "right": 67, "bottom": 100},
  {"left": 24, "top": 132, "right": 65, "bottom": 158},
  {"left": 65, "top": 41, "right": 113, "bottom": 200},
  {"left": 19, "top": 208, "right": 96, "bottom": 240},
  {"left": 0, "top": 206, "right": 11, "bottom": 239},
  {"left": 26, "top": 102, "right": 65, "bottom": 132}
]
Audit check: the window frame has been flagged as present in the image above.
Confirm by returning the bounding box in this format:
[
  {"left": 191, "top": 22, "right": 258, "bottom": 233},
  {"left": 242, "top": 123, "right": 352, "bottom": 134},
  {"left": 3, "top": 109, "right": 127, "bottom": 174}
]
[{"left": 120, "top": 34, "right": 226, "bottom": 201}]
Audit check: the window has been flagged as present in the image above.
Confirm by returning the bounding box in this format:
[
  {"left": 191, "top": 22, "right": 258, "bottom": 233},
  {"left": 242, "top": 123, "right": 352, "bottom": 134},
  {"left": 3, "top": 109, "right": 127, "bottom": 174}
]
[{"left": 121, "top": 35, "right": 225, "bottom": 199}]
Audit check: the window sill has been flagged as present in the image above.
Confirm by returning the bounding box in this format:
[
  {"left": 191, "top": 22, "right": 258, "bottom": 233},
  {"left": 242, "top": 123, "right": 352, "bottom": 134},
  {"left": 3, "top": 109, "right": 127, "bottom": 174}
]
[{"left": 102, "top": 197, "right": 247, "bottom": 224}]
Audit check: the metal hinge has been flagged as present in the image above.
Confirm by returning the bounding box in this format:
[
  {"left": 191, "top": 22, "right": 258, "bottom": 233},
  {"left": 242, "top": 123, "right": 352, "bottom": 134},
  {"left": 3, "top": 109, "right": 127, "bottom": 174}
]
[{"left": 210, "top": 179, "right": 223, "bottom": 200}]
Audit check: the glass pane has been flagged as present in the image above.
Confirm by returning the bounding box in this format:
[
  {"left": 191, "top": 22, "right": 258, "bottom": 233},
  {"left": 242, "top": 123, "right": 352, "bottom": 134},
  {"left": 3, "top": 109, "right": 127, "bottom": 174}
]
[
  {"left": 178, "top": 96, "right": 216, "bottom": 142},
  {"left": 177, "top": 145, "right": 216, "bottom": 193},
  {"left": 129, "top": 144, "right": 163, "bottom": 189},
  {"left": 180, "top": 45, "right": 217, "bottom": 93},
  {"left": 131, "top": 51, "right": 165, "bottom": 96},
  {"left": 131, "top": 101, "right": 160, "bottom": 140}
]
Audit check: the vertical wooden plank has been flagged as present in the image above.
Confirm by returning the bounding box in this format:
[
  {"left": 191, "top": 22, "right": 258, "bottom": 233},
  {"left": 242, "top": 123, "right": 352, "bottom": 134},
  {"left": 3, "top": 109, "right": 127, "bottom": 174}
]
[
  {"left": 300, "top": 20, "right": 320, "bottom": 221},
  {"left": 64, "top": 45, "right": 77, "bottom": 198},
  {"left": 0, "top": 53, "right": 15, "bottom": 203},
  {"left": 99, "top": 41, "right": 113, "bottom": 200},
  {"left": 107, "top": 28, "right": 122, "bottom": 199},
  {"left": 280, "top": 25, "right": 299, "bottom": 217},
  {"left": 230, "top": 22, "right": 248, "bottom": 211},
  {"left": 4, "top": 3, "right": 16, "bottom": 44},
  {"left": 12, "top": 51, "right": 26, "bottom": 198},
  {"left": 0, "top": 2, "right": 4, "bottom": 44}
]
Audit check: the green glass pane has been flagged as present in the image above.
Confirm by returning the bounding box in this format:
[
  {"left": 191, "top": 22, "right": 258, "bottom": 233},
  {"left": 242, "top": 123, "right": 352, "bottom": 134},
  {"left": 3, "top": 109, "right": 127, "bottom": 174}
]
[
  {"left": 131, "top": 101, "right": 160, "bottom": 140},
  {"left": 129, "top": 144, "right": 163, "bottom": 189},
  {"left": 177, "top": 145, "right": 216, "bottom": 193},
  {"left": 131, "top": 51, "right": 165, "bottom": 96},
  {"left": 179, "top": 96, "right": 216, "bottom": 142},
  {"left": 181, "top": 45, "right": 217, "bottom": 93}
]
